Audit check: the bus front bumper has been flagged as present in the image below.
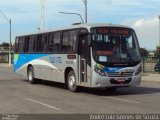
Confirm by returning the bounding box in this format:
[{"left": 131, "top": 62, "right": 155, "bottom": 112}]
[{"left": 91, "top": 72, "right": 142, "bottom": 88}]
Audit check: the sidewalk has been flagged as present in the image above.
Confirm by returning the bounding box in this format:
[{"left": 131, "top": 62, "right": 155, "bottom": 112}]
[
  {"left": 0, "top": 63, "right": 13, "bottom": 67},
  {"left": 142, "top": 73, "right": 160, "bottom": 83}
]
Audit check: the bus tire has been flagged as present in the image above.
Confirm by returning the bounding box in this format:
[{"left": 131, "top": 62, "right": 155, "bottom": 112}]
[
  {"left": 28, "top": 66, "right": 37, "bottom": 84},
  {"left": 67, "top": 70, "right": 78, "bottom": 92}
]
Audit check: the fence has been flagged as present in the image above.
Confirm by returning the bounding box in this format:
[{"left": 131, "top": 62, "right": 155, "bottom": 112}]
[
  {"left": 0, "top": 51, "right": 14, "bottom": 63},
  {"left": 142, "top": 57, "right": 159, "bottom": 73}
]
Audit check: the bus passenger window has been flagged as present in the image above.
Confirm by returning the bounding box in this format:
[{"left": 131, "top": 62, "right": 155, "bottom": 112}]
[
  {"left": 36, "top": 34, "right": 43, "bottom": 53},
  {"left": 53, "top": 32, "right": 61, "bottom": 52},
  {"left": 48, "top": 33, "right": 54, "bottom": 52},
  {"left": 28, "top": 36, "right": 35, "bottom": 53},
  {"left": 18, "top": 37, "right": 25, "bottom": 53}
]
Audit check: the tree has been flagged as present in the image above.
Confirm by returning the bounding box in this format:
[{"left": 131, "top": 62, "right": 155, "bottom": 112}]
[
  {"left": 0, "top": 42, "right": 9, "bottom": 47},
  {"left": 154, "top": 46, "right": 160, "bottom": 59},
  {"left": 140, "top": 48, "right": 149, "bottom": 58}
]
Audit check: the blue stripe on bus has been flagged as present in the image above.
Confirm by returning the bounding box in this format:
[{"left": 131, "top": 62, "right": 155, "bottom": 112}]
[
  {"left": 14, "top": 54, "right": 48, "bottom": 72},
  {"left": 96, "top": 64, "right": 124, "bottom": 72},
  {"left": 102, "top": 67, "right": 123, "bottom": 72}
]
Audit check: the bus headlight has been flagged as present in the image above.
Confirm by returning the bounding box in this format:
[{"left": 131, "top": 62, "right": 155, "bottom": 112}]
[
  {"left": 94, "top": 65, "right": 107, "bottom": 77},
  {"left": 135, "top": 66, "right": 142, "bottom": 75}
]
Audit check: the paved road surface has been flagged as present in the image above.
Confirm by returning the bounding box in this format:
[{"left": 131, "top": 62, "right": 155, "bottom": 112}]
[{"left": 0, "top": 67, "right": 160, "bottom": 116}]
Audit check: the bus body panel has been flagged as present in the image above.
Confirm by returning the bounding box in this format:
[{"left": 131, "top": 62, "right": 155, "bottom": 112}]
[{"left": 14, "top": 54, "right": 80, "bottom": 84}]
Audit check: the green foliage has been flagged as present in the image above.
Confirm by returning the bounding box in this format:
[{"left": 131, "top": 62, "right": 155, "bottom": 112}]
[
  {"left": 0, "top": 42, "right": 9, "bottom": 47},
  {"left": 140, "top": 48, "right": 149, "bottom": 57},
  {"left": 154, "top": 46, "right": 160, "bottom": 58}
]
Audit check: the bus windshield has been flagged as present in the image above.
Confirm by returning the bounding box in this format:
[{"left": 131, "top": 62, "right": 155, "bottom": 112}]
[{"left": 91, "top": 27, "right": 141, "bottom": 66}]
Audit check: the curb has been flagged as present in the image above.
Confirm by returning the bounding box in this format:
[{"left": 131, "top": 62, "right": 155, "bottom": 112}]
[
  {"left": 0, "top": 64, "right": 13, "bottom": 67},
  {"left": 141, "top": 80, "right": 160, "bottom": 84}
]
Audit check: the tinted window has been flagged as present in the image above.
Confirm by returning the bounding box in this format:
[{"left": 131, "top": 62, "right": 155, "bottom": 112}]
[
  {"left": 48, "top": 32, "right": 54, "bottom": 52},
  {"left": 62, "top": 32, "right": 70, "bottom": 52},
  {"left": 42, "top": 34, "right": 48, "bottom": 52},
  {"left": 18, "top": 37, "right": 25, "bottom": 53},
  {"left": 24, "top": 36, "right": 29, "bottom": 53},
  {"left": 53, "top": 32, "right": 61, "bottom": 52},
  {"left": 62, "top": 30, "right": 77, "bottom": 53},
  {"left": 16, "top": 30, "right": 78, "bottom": 54},
  {"left": 15, "top": 37, "right": 18, "bottom": 53},
  {"left": 70, "top": 31, "right": 77, "bottom": 53},
  {"left": 28, "top": 35, "right": 35, "bottom": 53},
  {"left": 36, "top": 34, "right": 43, "bottom": 52}
]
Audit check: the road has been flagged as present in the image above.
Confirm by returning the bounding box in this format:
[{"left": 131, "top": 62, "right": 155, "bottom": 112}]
[{"left": 0, "top": 66, "right": 160, "bottom": 117}]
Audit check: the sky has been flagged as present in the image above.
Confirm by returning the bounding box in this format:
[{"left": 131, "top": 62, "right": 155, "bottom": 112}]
[{"left": 0, "top": 0, "right": 160, "bottom": 50}]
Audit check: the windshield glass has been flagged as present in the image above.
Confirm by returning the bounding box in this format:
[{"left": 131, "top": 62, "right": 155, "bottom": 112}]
[{"left": 91, "top": 27, "right": 141, "bottom": 66}]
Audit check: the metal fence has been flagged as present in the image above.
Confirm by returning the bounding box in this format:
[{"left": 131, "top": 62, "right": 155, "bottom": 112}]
[
  {"left": 0, "top": 51, "right": 14, "bottom": 63},
  {"left": 142, "top": 57, "right": 159, "bottom": 73}
]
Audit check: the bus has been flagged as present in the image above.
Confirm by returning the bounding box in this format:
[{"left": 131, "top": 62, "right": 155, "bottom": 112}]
[{"left": 14, "top": 23, "right": 142, "bottom": 92}]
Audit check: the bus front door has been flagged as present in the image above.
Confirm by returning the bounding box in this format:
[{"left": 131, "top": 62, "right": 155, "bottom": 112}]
[{"left": 79, "top": 35, "right": 88, "bottom": 84}]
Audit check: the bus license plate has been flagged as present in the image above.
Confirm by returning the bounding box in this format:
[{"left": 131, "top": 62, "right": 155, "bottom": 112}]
[{"left": 116, "top": 78, "right": 125, "bottom": 82}]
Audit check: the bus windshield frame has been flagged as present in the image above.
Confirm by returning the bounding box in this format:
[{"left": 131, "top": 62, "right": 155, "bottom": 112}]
[{"left": 90, "top": 27, "right": 141, "bottom": 67}]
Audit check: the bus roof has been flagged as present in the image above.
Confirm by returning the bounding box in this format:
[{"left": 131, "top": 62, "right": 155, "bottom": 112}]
[{"left": 16, "top": 23, "right": 133, "bottom": 37}]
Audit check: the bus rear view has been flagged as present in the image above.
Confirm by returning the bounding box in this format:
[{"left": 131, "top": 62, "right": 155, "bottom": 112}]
[{"left": 90, "top": 27, "right": 142, "bottom": 89}]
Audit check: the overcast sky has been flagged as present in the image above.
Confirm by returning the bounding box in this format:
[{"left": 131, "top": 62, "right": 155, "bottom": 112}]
[{"left": 0, "top": 0, "right": 160, "bottom": 50}]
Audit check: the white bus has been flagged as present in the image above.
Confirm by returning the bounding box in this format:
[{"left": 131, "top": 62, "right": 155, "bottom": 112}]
[{"left": 14, "top": 23, "right": 142, "bottom": 92}]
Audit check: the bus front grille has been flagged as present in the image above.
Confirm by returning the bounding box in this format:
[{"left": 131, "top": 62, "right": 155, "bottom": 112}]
[{"left": 107, "top": 72, "right": 134, "bottom": 77}]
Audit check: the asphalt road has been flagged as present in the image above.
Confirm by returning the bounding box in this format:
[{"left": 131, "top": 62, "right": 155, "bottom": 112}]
[{"left": 0, "top": 67, "right": 160, "bottom": 116}]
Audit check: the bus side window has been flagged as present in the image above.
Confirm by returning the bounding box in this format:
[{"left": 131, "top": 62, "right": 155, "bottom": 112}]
[
  {"left": 62, "top": 30, "right": 77, "bottom": 53},
  {"left": 28, "top": 35, "right": 35, "bottom": 53},
  {"left": 24, "top": 36, "right": 29, "bottom": 53},
  {"left": 36, "top": 34, "right": 43, "bottom": 53},
  {"left": 18, "top": 37, "right": 25, "bottom": 53},
  {"left": 42, "top": 34, "right": 48, "bottom": 52},
  {"left": 48, "top": 33, "right": 54, "bottom": 52},
  {"left": 62, "top": 31, "right": 69, "bottom": 52},
  {"left": 70, "top": 30, "right": 77, "bottom": 53},
  {"left": 15, "top": 37, "right": 18, "bottom": 53},
  {"left": 53, "top": 32, "right": 61, "bottom": 53}
]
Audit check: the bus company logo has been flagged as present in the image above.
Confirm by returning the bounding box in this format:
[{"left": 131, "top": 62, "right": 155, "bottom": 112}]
[
  {"left": 49, "top": 57, "right": 62, "bottom": 64},
  {"left": 108, "top": 68, "right": 118, "bottom": 71}
]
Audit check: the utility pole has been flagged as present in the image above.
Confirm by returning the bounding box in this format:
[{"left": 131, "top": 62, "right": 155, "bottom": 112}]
[
  {"left": 9, "top": 19, "right": 11, "bottom": 67},
  {"left": 40, "top": 0, "right": 46, "bottom": 31},
  {"left": 0, "top": 9, "right": 12, "bottom": 67},
  {"left": 158, "top": 15, "right": 160, "bottom": 47},
  {"left": 82, "top": 0, "right": 87, "bottom": 23}
]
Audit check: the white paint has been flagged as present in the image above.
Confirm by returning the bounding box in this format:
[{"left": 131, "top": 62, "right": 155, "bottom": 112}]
[
  {"left": 108, "top": 97, "right": 140, "bottom": 104},
  {"left": 25, "top": 98, "right": 61, "bottom": 111},
  {"left": 16, "top": 58, "right": 57, "bottom": 73},
  {"left": 73, "top": 59, "right": 77, "bottom": 62}
]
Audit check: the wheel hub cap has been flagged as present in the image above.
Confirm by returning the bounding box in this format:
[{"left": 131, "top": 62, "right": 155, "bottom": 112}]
[
  {"left": 69, "top": 75, "right": 76, "bottom": 88},
  {"left": 28, "top": 71, "right": 32, "bottom": 81}
]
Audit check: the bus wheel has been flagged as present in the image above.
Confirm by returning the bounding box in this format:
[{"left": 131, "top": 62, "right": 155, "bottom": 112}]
[
  {"left": 28, "top": 66, "right": 37, "bottom": 84},
  {"left": 67, "top": 70, "right": 78, "bottom": 92},
  {"left": 105, "top": 87, "right": 117, "bottom": 92}
]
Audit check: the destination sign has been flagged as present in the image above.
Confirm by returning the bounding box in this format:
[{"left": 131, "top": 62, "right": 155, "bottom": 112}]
[{"left": 96, "top": 28, "right": 130, "bottom": 35}]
